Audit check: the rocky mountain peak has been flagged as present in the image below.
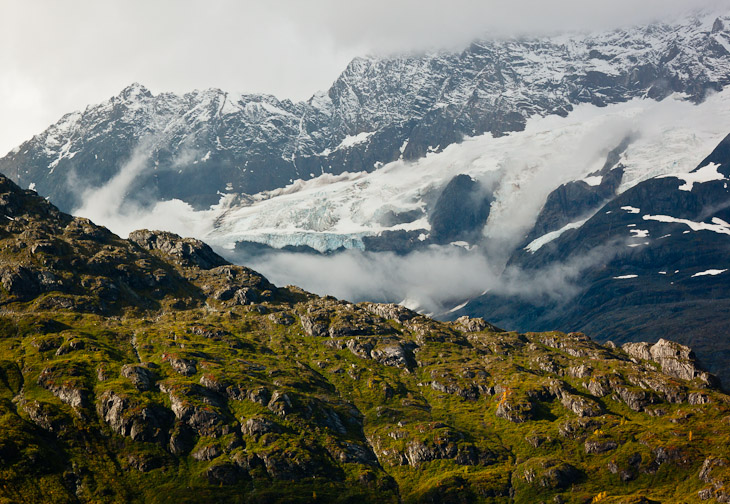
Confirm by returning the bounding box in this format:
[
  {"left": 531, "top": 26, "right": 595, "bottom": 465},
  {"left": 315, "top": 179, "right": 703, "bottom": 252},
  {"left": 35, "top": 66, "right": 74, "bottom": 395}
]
[
  {"left": 4, "top": 12, "right": 730, "bottom": 215},
  {"left": 118, "top": 82, "right": 153, "bottom": 101}
]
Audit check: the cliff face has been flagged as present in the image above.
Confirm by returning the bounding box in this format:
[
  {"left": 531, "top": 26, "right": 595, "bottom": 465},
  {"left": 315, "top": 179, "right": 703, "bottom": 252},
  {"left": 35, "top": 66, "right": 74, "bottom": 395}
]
[{"left": 0, "top": 175, "right": 729, "bottom": 503}]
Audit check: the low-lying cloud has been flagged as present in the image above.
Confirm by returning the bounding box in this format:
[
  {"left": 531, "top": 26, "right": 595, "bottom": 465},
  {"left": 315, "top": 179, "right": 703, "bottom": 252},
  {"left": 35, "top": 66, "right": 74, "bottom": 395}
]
[{"left": 72, "top": 141, "right": 218, "bottom": 239}]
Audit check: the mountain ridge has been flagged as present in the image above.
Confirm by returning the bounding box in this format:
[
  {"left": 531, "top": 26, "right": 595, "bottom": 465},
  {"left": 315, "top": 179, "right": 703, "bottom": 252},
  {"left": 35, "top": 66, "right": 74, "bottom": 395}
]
[{"left": 4, "top": 12, "right": 730, "bottom": 215}]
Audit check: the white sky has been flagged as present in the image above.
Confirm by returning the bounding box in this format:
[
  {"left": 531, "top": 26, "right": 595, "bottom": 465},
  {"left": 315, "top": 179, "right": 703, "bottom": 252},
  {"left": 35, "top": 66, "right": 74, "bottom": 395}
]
[{"left": 1, "top": 0, "right": 728, "bottom": 156}]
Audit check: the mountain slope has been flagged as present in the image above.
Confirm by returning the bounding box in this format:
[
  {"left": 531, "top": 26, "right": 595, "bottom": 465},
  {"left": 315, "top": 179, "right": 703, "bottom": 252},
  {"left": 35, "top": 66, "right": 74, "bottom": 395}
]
[
  {"left": 456, "top": 131, "right": 730, "bottom": 387},
  {"left": 2, "top": 13, "right": 730, "bottom": 214},
  {"left": 0, "top": 176, "right": 729, "bottom": 503}
]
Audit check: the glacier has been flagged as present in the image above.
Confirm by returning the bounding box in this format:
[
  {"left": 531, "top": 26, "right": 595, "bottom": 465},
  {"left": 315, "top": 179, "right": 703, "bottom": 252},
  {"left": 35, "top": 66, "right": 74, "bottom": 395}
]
[{"left": 205, "top": 87, "right": 730, "bottom": 255}]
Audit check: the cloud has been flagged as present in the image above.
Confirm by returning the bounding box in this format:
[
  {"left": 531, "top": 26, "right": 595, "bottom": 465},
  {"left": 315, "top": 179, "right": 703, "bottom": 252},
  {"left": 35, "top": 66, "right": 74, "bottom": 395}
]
[
  {"left": 286, "top": 0, "right": 730, "bottom": 53},
  {"left": 222, "top": 238, "right": 627, "bottom": 317},
  {"left": 72, "top": 140, "right": 218, "bottom": 239},
  {"left": 230, "top": 246, "right": 498, "bottom": 315}
]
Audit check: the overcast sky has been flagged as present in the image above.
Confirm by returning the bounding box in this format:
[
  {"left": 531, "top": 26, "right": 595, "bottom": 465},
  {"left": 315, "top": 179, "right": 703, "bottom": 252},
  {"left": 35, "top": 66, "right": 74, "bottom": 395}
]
[{"left": 1, "top": 0, "right": 729, "bottom": 156}]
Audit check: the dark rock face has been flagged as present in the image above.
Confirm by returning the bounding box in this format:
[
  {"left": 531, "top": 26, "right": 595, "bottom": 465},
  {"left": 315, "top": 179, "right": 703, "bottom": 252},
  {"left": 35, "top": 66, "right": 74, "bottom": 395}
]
[
  {"left": 0, "top": 266, "right": 42, "bottom": 300},
  {"left": 206, "top": 462, "right": 240, "bottom": 486},
  {"left": 524, "top": 165, "right": 624, "bottom": 243},
  {"left": 21, "top": 400, "right": 65, "bottom": 433},
  {"left": 429, "top": 174, "right": 492, "bottom": 244}
]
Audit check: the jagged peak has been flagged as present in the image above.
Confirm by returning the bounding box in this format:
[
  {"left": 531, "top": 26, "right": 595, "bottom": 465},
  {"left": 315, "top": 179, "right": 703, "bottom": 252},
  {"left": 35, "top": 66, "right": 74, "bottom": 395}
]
[{"left": 118, "top": 82, "right": 153, "bottom": 101}]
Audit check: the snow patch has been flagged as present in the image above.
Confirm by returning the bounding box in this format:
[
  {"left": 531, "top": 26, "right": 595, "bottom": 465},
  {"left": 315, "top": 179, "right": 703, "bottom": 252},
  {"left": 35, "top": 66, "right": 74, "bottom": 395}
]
[
  {"left": 448, "top": 300, "right": 470, "bottom": 313},
  {"left": 662, "top": 162, "right": 725, "bottom": 191},
  {"left": 613, "top": 275, "right": 638, "bottom": 279},
  {"left": 642, "top": 214, "right": 730, "bottom": 235},
  {"left": 691, "top": 269, "right": 727, "bottom": 278},
  {"left": 338, "top": 132, "right": 374, "bottom": 149},
  {"left": 525, "top": 218, "right": 588, "bottom": 253},
  {"left": 621, "top": 206, "right": 640, "bottom": 214},
  {"left": 630, "top": 229, "right": 649, "bottom": 238}
]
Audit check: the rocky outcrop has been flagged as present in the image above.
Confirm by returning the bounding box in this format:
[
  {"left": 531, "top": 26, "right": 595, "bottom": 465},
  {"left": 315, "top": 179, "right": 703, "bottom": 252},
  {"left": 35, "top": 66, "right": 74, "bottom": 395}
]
[
  {"left": 121, "top": 364, "right": 156, "bottom": 391},
  {"left": 0, "top": 265, "right": 41, "bottom": 299},
  {"left": 267, "top": 391, "right": 293, "bottom": 417},
  {"left": 370, "top": 342, "right": 417, "bottom": 370},
  {"left": 496, "top": 396, "right": 533, "bottom": 423},
  {"left": 129, "top": 230, "right": 228, "bottom": 270},
  {"left": 166, "top": 356, "right": 197, "bottom": 377},
  {"left": 623, "top": 339, "right": 717, "bottom": 385},
  {"left": 259, "top": 449, "right": 336, "bottom": 481},
  {"left": 519, "top": 459, "right": 583, "bottom": 490},
  {"left": 21, "top": 400, "right": 65, "bottom": 433},
  {"left": 560, "top": 392, "right": 603, "bottom": 418},
  {"left": 37, "top": 367, "right": 87, "bottom": 411},
  {"left": 97, "top": 390, "right": 172, "bottom": 444},
  {"left": 299, "top": 299, "right": 396, "bottom": 339},
  {"left": 404, "top": 438, "right": 490, "bottom": 468},
  {"left": 584, "top": 438, "right": 618, "bottom": 454},
  {"left": 623, "top": 342, "right": 653, "bottom": 362},
  {"left": 455, "top": 316, "right": 501, "bottom": 333},
  {"left": 205, "top": 265, "right": 274, "bottom": 306},
  {"left": 160, "top": 383, "right": 228, "bottom": 438},
  {"left": 241, "top": 417, "right": 281, "bottom": 439},
  {"left": 191, "top": 443, "right": 222, "bottom": 462},
  {"left": 361, "top": 302, "right": 417, "bottom": 323},
  {"left": 698, "top": 457, "right": 730, "bottom": 502},
  {"left": 327, "top": 441, "right": 379, "bottom": 466}
]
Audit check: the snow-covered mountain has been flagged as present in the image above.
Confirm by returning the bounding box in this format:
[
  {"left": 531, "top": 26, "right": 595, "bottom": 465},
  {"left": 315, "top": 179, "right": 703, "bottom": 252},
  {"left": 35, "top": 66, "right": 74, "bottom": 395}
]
[{"left": 2, "top": 12, "right": 730, "bottom": 215}]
